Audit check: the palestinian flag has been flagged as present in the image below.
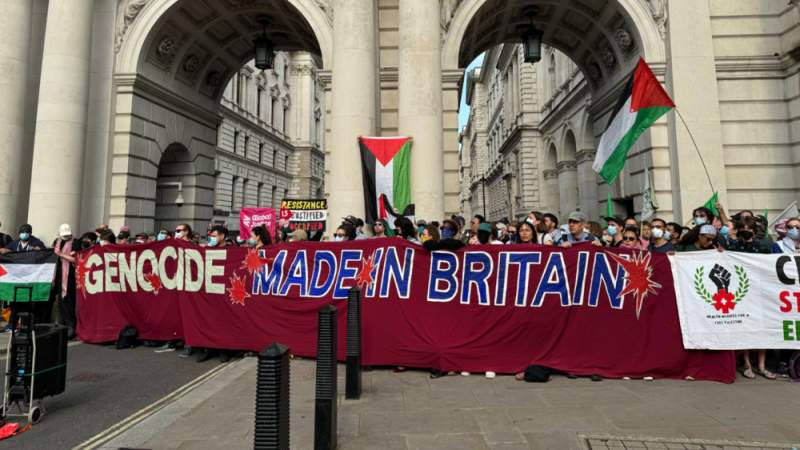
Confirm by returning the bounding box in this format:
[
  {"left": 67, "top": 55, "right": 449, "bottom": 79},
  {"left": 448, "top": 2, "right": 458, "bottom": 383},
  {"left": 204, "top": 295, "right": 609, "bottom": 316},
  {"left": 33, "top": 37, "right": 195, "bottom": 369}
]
[
  {"left": 0, "top": 250, "right": 57, "bottom": 302},
  {"left": 593, "top": 58, "right": 675, "bottom": 184},
  {"left": 359, "top": 136, "right": 415, "bottom": 224}
]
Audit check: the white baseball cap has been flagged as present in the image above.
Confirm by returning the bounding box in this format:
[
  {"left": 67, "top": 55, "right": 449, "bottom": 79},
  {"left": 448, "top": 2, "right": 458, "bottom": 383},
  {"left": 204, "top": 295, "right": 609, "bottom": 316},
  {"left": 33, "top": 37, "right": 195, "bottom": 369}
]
[{"left": 59, "top": 223, "right": 73, "bottom": 238}]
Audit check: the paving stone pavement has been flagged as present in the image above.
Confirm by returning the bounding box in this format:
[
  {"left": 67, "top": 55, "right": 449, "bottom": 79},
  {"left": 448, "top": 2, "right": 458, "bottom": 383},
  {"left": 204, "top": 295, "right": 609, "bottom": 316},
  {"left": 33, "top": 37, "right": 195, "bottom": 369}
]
[{"left": 106, "top": 357, "right": 800, "bottom": 450}]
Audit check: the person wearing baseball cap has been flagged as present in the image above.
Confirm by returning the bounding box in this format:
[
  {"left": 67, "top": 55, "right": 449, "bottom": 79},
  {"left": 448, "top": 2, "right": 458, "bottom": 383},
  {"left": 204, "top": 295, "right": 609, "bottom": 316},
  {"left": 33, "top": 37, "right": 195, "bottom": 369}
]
[{"left": 556, "top": 211, "right": 601, "bottom": 248}]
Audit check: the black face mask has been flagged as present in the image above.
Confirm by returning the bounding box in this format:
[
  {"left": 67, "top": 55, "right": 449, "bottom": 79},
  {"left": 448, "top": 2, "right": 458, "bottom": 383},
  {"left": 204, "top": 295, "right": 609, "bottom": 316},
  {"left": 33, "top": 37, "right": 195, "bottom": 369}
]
[{"left": 738, "top": 230, "right": 754, "bottom": 241}]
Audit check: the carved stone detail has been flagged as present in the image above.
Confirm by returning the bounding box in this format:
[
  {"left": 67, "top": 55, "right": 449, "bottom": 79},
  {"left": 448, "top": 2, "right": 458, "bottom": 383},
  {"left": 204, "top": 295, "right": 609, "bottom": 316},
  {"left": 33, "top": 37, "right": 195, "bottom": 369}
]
[
  {"left": 644, "top": 0, "right": 667, "bottom": 40},
  {"left": 156, "top": 37, "right": 178, "bottom": 64},
  {"left": 614, "top": 28, "right": 634, "bottom": 52},
  {"left": 556, "top": 160, "right": 577, "bottom": 173},
  {"left": 183, "top": 54, "right": 201, "bottom": 74},
  {"left": 576, "top": 149, "right": 596, "bottom": 163},
  {"left": 598, "top": 45, "right": 616, "bottom": 68},
  {"left": 290, "top": 64, "right": 316, "bottom": 76},
  {"left": 543, "top": 169, "right": 559, "bottom": 180},
  {"left": 115, "top": 0, "right": 150, "bottom": 53},
  {"left": 315, "top": 0, "right": 333, "bottom": 24}
]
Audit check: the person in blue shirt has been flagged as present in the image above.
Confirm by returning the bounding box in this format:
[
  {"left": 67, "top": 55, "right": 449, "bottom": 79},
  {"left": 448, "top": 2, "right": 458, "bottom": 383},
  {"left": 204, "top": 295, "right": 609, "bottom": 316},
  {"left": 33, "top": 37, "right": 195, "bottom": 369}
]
[
  {"left": 557, "top": 211, "right": 602, "bottom": 248},
  {"left": 1, "top": 224, "right": 45, "bottom": 254}
]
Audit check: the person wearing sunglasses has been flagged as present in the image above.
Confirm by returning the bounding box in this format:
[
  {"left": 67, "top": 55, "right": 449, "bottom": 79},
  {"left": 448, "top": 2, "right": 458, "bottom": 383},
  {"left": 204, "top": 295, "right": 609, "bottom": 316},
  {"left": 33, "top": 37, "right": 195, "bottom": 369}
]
[
  {"left": 174, "top": 224, "right": 193, "bottom": 242},
  {"left": 619, "top": 226, "right": 644, "bottom": 250}
]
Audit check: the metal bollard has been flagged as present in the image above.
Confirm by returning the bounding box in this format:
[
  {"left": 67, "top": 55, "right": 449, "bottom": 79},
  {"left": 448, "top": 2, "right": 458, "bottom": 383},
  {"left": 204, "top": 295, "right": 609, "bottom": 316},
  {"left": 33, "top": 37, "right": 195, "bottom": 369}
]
[
  {"left": 345, "top": 286, "right": 362, "bottom": 399},
  {"left": 254, "top": 342, "right": 290, "bottom": 450},
  {"left": 314, "top": 304, "right": 338, "bottom": 450}
]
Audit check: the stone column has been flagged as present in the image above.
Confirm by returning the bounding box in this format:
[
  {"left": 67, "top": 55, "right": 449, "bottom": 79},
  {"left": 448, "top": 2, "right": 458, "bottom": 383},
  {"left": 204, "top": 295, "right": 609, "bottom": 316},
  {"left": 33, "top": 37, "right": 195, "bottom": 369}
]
[
  {"left": 327, "top": 0, "right": 377, "bottom": 229},
  {"left": 557, "top": 161, "right": 578, "bottom": 216},
  {"left": 0, "top": 0, "right": 33, "bottom": 232},
  {"left": 543, "top": 169, "right": 560, "bottom": 217},
  {"left": 665, "top": 0, "right": 727, "bottom": 223},
  {"left": 398, "top": 0, "right": 444, "bottom": 222},
  {"left": 27, "top": 0, "right": 94, "bottom": 239}
]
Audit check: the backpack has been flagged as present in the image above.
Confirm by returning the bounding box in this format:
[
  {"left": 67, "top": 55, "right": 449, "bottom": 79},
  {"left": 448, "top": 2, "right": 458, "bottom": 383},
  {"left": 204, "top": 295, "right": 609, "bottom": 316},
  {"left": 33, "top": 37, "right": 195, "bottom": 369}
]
[
  {"left": 523, "top": 365, "right": 554, "bottom": 383},
  {"left": 116, "top": 325, "right": 139, "bottom": 349}
]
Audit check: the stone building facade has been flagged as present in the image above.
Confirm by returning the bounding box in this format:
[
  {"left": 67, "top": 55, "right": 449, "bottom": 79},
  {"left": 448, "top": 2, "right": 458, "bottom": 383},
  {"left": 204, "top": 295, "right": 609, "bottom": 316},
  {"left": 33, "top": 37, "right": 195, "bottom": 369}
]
[
  {"left": 211, "top": 54, "right": 324, "bottom": 232},
  {"left": 2, "top": 0, "right": 799, "bottom": 241}
]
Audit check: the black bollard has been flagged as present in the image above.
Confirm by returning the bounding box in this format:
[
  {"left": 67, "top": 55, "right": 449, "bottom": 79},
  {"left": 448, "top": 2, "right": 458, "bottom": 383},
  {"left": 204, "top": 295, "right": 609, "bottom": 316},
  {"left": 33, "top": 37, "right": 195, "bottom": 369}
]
[
  {"left": 345, "top": 286, "right": 362, "bottom": 400},
  {"left": 314, "top": 304, "right": 337, "bottom": 450},
  {"left": 254, "top": 342, "right": 290, "bottom": 450}
]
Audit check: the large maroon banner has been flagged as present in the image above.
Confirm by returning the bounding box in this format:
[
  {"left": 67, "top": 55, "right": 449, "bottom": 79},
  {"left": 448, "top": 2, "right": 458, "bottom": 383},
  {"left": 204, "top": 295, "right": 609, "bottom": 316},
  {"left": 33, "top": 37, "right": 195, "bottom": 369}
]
[{"left": 76, "top": 239, "right": 735, "bottom": 382}]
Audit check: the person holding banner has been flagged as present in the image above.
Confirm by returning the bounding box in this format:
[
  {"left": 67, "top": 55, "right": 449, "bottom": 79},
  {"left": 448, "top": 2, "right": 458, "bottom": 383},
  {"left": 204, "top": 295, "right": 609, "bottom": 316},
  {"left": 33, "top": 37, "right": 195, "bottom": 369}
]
[
  {"left": 248, "top": 225, "right": 272, "bottom": 248},
  {"left": 723, "top": 216, "right": 778, "bottom": 380},
  {"left": 175, "top": 224, "right": 193, "bottom": 242},
  {"left": 648, "top": 218, "right": 674, "bottom": 254},
  {"left": 620, "top": 226, "right": 644, "bottom": 250},
  {"left": 516, "top": 220, "right": 537, "bottom": 245}
]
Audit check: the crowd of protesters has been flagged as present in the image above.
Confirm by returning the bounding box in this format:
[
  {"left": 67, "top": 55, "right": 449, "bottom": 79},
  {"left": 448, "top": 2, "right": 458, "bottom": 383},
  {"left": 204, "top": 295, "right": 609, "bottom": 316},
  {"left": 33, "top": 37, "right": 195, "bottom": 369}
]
[{"left": 1, "top": 199, "right": 798, "bottom": 378}]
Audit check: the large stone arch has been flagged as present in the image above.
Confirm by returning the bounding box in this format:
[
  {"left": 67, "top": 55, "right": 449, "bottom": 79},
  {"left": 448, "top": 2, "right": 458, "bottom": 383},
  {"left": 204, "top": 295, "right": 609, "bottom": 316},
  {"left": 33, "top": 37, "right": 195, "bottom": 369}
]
[
  {"left": 442, "top": 0, "right": 665, "bottom": 80},
  {"left": 108, "top": 0, "right": 329, "bottom": 233}
]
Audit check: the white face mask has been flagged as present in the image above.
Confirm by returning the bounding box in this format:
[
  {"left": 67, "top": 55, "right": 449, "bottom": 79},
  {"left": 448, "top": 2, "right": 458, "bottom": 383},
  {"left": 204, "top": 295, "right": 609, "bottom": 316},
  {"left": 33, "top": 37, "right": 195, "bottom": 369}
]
[
  {"left": 334, "top": 236, "right": 343, "bottom": 242},
  {"left": 651, "top": 228, "right": 664, "bottom": 240}
]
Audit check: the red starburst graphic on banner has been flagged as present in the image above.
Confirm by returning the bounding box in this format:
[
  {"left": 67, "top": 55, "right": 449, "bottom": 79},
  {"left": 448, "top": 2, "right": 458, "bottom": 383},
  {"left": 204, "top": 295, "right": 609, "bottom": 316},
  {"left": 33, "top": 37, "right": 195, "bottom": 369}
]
[
  {"left": 144, "top": 272, "right": 162, "bottom": 294},
  {"left": 75, "top": 254, "right": 89, "bottom": 294},
  {"left": 712, "top": 289, "right": 736, "bottom": 314},
  {"left": 0, "top": 265, "right": 6, "bottom": 278},
  {"left": 227, "top": 273, "right": 251, "bottom": 306},
  {"left": 607, "top": 252, "right": 662, "bottom": 319},
  {"left": 355, "top": 255, "right": 376, "bottom": 290},
  {"left": 241, "top": 249, "right": 273, "bottom": 275}
]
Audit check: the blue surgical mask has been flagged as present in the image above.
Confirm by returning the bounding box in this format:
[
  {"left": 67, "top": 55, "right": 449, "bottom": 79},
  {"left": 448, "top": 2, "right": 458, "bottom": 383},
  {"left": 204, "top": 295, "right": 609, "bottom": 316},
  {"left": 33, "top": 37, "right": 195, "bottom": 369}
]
[
  {"left": 247, "top": 238, "right": 257, "bottom": 247},
  {"left": 19, "top": 232, "right": 30, "bottom": 241},
  {"left": 607, "top": 225, "right": 618, "bottom": 237},
  {"left": 789, "top": 228, "right": 800, "bottom": 241},
  {"left": 663, "top": 230, "right": 672, "bottom": 241},
  {"left": 719, "top": 226, "right": 729, "bottom": 237},
  {"left": 157, "top": 232, "right": 167, "bottom": 241},
  {"left": 694, "top": 217, "right": 707, "bottom": 226},
  {"left": 236, "top": 237, "right": 244, "bottom": 244},
  {"left": 441, "top": 228, "right": 455, "bottom": 239},
  {"left": 207, "top": 236, "right": 218, "bottom": 247}
]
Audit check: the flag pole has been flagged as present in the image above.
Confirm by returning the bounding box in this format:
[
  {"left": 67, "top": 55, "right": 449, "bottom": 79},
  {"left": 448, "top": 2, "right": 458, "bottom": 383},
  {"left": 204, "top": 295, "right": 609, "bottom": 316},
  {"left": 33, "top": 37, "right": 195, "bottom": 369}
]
[{"left": 674, "top": 108, "right": 716, "bottom": 195}]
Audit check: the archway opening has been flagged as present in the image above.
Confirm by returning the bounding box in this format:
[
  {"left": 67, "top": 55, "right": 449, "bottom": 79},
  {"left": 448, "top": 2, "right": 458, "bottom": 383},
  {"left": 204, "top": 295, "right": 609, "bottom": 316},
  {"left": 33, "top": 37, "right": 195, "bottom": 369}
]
[
  {"left": 155, "top": 143, "right": 196, "bottom": 233},
  {"left": 110, "top": 0, "right": 328, "bottom": 234}
]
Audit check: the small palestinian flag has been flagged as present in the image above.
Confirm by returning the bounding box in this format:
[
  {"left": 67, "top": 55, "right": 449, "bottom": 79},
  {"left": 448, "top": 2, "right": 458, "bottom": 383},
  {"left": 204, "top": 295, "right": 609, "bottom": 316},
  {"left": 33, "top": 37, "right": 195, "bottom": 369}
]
[
  {"left": 359, "top": 136, "right": 415, "bottom": 224},
  {"left": 593, "top": 58, "right": 675, "bottom": 184},
  {"left": 0, "top": 250, "right": 57, "bottom": 302}
]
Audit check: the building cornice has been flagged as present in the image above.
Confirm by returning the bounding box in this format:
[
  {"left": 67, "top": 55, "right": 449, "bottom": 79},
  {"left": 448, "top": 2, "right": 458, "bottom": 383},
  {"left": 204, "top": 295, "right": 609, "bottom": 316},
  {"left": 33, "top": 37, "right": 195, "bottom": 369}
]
[{"left": 114, "top": 72, "right": 219, "bottom": 129}]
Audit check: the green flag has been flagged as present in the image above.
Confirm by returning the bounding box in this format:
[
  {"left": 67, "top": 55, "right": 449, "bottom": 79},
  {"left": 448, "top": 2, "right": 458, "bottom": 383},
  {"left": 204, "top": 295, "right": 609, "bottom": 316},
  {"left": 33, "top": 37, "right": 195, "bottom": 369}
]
[
  {"left": 703, "top": 192, "right": 719, "bottom": 217},
  {"left": 605, "top": 191, "right": 614, "bottom": 226}
]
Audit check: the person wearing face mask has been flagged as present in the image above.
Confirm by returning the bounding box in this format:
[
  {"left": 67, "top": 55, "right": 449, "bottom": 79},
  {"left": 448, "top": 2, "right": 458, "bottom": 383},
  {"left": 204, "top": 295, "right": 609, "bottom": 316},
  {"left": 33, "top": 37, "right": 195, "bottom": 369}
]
[
  {"left": 174, "top": 224, "right": 193, "bottom": 242},
  {"left": 248, "top": 225, "right": 272, "bottom": 248},
  {"left": 98, "top": 229, "right": 116, "bottom": 246},
  {"left": 724, "top": 216, "right": 777, "bottom": 380},
  {"left": 603, "top": 216, "right": 625, "bottom": 247},
  {"left": 690, "top": 206, "right": 715, "bottom": 228},
  {"left": 50, "top": 224, "right": 78, "bottom": 339},
  {"left": 0, "top": 224, "right": 45, "bottom": 254},
  {"left": 1, "top": 224, "right": 46, "bottom": 332},
  {"left": 156, "top": 227, "right": 173, "bottom": 242},
  {"left": 647, "top": 218, "right": 674, "bottom": 253},
  {"left": 505, "top": 221, "right": 518, "bottom": 244},
  {"left": 334, "top": 223, "right": 356, "bottom": 242},
  {"left": 724, "top": 217, "right": 772, "bottom": 254},
  {"left": 777, "top": 217, "right": 800, "bottom": 254},
  {"left": 439, "top": 219, "right": 460, "bottom": 241},
  {"left": 206, "top": 225, "right": 227, "bottom": 248}
]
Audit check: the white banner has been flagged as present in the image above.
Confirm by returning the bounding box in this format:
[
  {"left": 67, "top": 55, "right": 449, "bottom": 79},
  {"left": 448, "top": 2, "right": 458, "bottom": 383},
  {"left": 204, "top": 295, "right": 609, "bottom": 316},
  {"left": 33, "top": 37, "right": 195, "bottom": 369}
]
[{"left": 669, "top": 251, "right": 800, "bottom": 350}]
